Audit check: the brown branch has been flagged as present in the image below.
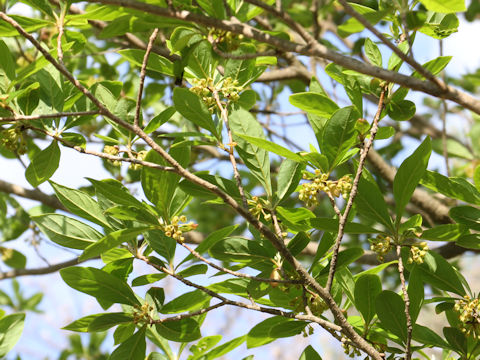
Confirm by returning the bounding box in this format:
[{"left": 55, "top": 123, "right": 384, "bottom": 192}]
[
  {"left": 139, "top": 254, "right": 342, "bottom": 332},
  {"left": 179, "top": 241, "right": 301, "bottom": 285},
  {"left": 337, "top": 0, "right": 445, "bottom": 90},
  {"left": 0, "top": 111, "right": 100, "bottom": 122},
  {"left": 77, "top": 0, "right": 480, "bottom": 115},
  {"left": 212, "top": 90, "right": 248, "bottom": 208},
  {"left": 154, "top": 301, "right": 227, "bottom": 323},
  {"left": 0, "top": 179, "right": 67, "bottom": 211},
  {"left": 23, "top": 124, "right": 177, "bottom": 172},
  {"left": 135, "top": 28, "right": 159, "bottom": 128},
  {"left": 0, "top": 256, "right": 91, "bottom": 280},
  {"left": 326, "top": 86, "right": 388, "bottom": 292},
  {"left": 396, "top": 245, "right": 412, "bottom": 360}
]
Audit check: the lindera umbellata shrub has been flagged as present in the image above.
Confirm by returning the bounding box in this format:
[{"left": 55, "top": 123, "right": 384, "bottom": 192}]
[{"left": 1, "top": 0, "right": 480, "bottom": 359}]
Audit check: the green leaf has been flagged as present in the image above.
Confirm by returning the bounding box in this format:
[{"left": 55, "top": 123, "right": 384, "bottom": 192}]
[
  {"left": 277, "top": 159, "right": 305, "bottom": 204},
  {"left": 289, "top": 92, "right": 339, "bottom": 118},
  {"left": 393, "top": 137, "right": 431, "bottom": 224},
  {"left": 224, "top": 44, "right": 264, "bottom": 86},
  {"left": 457, "top": 233, "right": 480, "bottom": 250},
  {"left": 181, "top": 225, "right": 237, "bottom": 264},
  {"left": 287, "top": 232, "right": 310, "bottom": 257},
  {"left": 144, "top": 107, "right": 176, "bottom": 134},
  {"left": 161, "top": 290, "right": 210, "bottom": 314},
  {"left": 141, "top": 146, "right": 189, "bottom": 216},
  {"left": 80, "top": 226, "right": 153, "bottom": 261},
  {"left": 321, "top": 106, "right": 360, "bottom": 170},
  {"left": 229, "top": 108, "right": 272, "bottom": 196},
  {"left": 421, "top": 170, "right": 480, "bottom": 205},
  {"left": 25, "top": 141, "right": 60, "bottom": 187},
  {"left": 421, "top": 224, "right": 466, "bottom": 241},
  {"left": 155, "top": 318, "right": 201, "bottom": 342},
  {"left": 204, "top": 335, "right": 246, "bottom": 359},
  {"left": 173, "top": 88, "right": 219, "bottom": 138},
  {"left": 0, "top": 247, "right": 26, "bottom": 269},
  {"left": 412, "top": 324, "right": 449, "bottom": 349},
  {"left": 0, "top": 313, "right": 25, "bottom": 357},
  {"left": 443, "top": 327, "right": 467, "bottom": 355},
  {"left": 417, "top": 251, "right": 465, "bottom": 296},
  {"left": 32, "top": 214, "right": 102, "bottom": 249},
  {"left": 189, "top": 335, "right": 222, "bottom": 358},
  {"left": 235, "top": 134, "right": 305, "bottom": 163},
  {"left": 0, "top": 15, "right": 51, "bottom": 37},
  {"left": 419, "top": 0, "right": 466, "bottom": 13},
  {"left": 60, "top": 267, "right": 141, "bottom": 306},
  {"left": 387, "top": 100, "right": 416, "bottom": 121},
  {"left": 185, "top": 40, "right": 216, "bottom": 79},
  {"left": 364, "top": 38, "right": 382, "bottom": 67},
  {"left": 0, "top": 40, "right": 16, "bottom": 81},
  {"left": 247, "top": 317, "right": 307, "bottom": 348},
  {"left": 355, "top": 176, "right": 393, "bottom": 231},
  {"left": 450, "top": 206, "right": 480, "bottom": 230},
  {"left": 431, "top": 138, "right": 473, "bottom": 160},
  {"left": 118, "top": 49, "right": 174, "bottom": 76},
  {"left": 87, "top": 178, "right": 143, "bottom": 208},
  {"left": 299, "top": 345, "right": 322, "bottom": 360},
  {"left": 408, "top": 267, "right": 424, "bottom": 323},
  {"left": 209, "top": 237, "right": 271, "bottom": 263},
  {"left": 375, "top": 290, "right": 407, "bottom": 343},
  {"left": 64, "top": 313, "right": 133, "bottom": 332},
  {"left": 355, "top": 274, "right": 381, "bottom": 325},
  {"left": 474, "top": 165, "right": 480, "bottom": 191},
  {"left": 50, "top": 182, "right": 111, "bottom": 229},
  {"left": 109, "top": 328, "right": 146, "bottom": 360},
  {"left": 145, "top": 230, "right": 176, "bottom": 262}
]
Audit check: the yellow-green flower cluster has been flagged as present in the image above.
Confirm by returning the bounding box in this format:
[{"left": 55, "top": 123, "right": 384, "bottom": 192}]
[
  {"left": 163, "top": 215, "right": 197, "bottom": 243},
  {"left": 341, "top": 336, "right": 361, "bottom": 358},
  {"left": 454, "top": 295, "right": 480, "bottom": 339},
  {"left": 189, "top": 77, "right": 242, "bottom": 112},
  {"left": 370, "top": 235, "right": 392, "bottom": 262},
  {"left": 133, "top": 302, "right": 154, "bottom": 325},
  {"left": 248, "top": 196, "right": 271, "bottom": 221},
  {"left": 299, "top": 170, "right": 352, "bottom": 207},
  {"left": 129, "top": 150, "right": 148, "bottom": 170},
  {"left": 1, "top": 127, "right": 27, "bottom": 154},
  {"left": 309, "top": 294, "right": 328, "bottom": 316},
  {"left": 103, "top": 145, "right": 122, "bottom": 166},
  {"left": 407, "top": 242, "right": 428, "bottom": 264}
]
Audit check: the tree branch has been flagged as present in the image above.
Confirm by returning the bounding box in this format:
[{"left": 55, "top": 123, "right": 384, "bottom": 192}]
[
  {"left": 0, "top": 257, "right": 91, "bottom": 280},
  {"left": 77, "top": 0, "right": 480, "bottom": 115},
  {"left": 326, "top": 86, "right": 388, "bottom": 292}
]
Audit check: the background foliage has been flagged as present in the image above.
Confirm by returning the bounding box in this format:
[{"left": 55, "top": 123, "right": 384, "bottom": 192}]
[{"left": 1, "top": 0, "right": 480, "bottom": 359}]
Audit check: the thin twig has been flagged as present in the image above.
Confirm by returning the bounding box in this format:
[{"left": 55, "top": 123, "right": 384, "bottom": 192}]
[
  {"left": 439, "top": 40, "right": 450, "bottom": 177},
  {"left": 0, "top": 111, "right": 100, "bottom": 122},
  {"left": 138, "top": 254, "right": 342, "bottom": 332},
  {"left": 179, "top": 241, "right": 302, "bottom": 285},
  {"left": 56, "top": 4, "right": 66, "bottom": 64},
  {"left": 336, "top": 0, "right": 445, "bottom": 91},
  {"left": 22, "top": 124, "right": 177, "bottom": 172},
  {"left": 135, "top": 28, "right": 159, "bottom": 128},
  {"left": 0, "top": 257, "right": 92, "bottom": 280},
  {"left": 396, "top": 245, "right": 412, "bottom": 360},
  {"left": 212, "top": 90, "right": 248, "bottom": 208},
  {"left": 326, "top": 86, "right": 388, "bottom": 293},
  {"left": 155, "top": 301, "right": 227, "bottom": 323}
]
